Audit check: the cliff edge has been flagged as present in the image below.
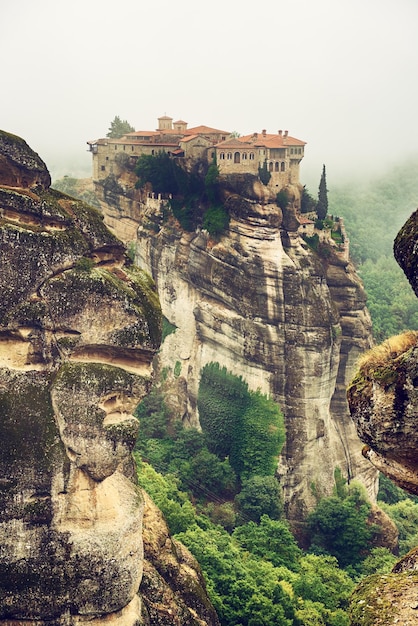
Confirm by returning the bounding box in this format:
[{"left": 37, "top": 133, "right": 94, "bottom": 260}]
[
  {"left": 95, "top": 169, "right": 377, "bottom": 523},
  {"left": 0, "top": 131, "right": 218, "bottom": 626},
  {"left": 347, "top": 208, "right": 418, "bottom": 625}
]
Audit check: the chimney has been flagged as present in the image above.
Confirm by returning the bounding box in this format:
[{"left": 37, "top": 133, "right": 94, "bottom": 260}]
[
  {"left": 284, "top": 130, "right": 288, "bottom": 137},
  {"left": 262, "top": 129, "right": 266, "bottom": 137},
  {"left": 278, "top": 130, "right": 282, "bottom": 136},
  {"left": 253, "top": 132, "right": 258, "bottom": 139}
]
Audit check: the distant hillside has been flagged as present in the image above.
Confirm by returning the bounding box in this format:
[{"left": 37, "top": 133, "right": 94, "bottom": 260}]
[{"left": 329, "top": 158, "right": 418, "bottom": 341}]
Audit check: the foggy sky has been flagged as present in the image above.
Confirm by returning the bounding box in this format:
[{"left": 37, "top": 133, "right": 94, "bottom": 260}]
[{"left": 2, "top": 0, "right": 418, "bottom": 189}]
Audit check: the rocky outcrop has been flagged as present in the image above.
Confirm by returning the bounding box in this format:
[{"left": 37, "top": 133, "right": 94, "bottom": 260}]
[
  {"left": 95, "top": 174, "right": 377, "bottom": 523},
  {"left": 347, "top": 209, "right": 418, "bottom": 625},
  {"left": 394, "top": 208, "right": 418, "bottom": 298},
  {"left": 141, "top": 491, "right": 220, "bottom": 626},
  {"left": 0, "top": 131, "right": 218, "bottom": 626}
]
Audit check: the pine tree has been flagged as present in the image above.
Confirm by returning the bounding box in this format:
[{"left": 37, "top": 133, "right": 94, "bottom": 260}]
[
  {"left": 106, "top": 116, "right": 135, "bottom": 139},
  {"left": 317, "top": 164, "right": 328, "bottom": 220}
]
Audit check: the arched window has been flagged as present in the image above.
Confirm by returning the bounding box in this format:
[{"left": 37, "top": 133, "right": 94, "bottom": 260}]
[
  {"left": 281, "top": 162, "right": 285, "bottom": 171},
  {"left": 249, "top": 152, "right": 255, "bottom": 160},
  {"left": 269, "top": 161, "right": 273, "bottom": 172},
  {"left": 242, "top": 152, "right": 247, "bottom": 160},
  {"left": 227, "top": 152, "right": 232, "bottom": 160},
  {"left": 220, "top": 152, "right": 225, "bottom": 160},
  {"left": 275, "top": 162, "right": 279, "bottom": 171},
  {"left": 234, "top": 152, "right": 240, "bottom": 163}
]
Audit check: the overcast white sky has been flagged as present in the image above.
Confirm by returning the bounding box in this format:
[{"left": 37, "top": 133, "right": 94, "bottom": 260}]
[{"left": 2, "top": 0, "right": 418, "bottom": 188}]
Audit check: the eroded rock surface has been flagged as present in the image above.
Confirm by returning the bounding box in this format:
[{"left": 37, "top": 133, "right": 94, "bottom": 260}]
[
  {"left": 348, "top": 209, "right": 418, "bottom": 624},
  {"left": 140, "top": 491, "right": 220, "bottom": 626},
  {"left": 0, "top": 131, "right": 217, "bottom": 626},
  {"left": 95, "top": 174, "right": 377, "bottom": 522}
]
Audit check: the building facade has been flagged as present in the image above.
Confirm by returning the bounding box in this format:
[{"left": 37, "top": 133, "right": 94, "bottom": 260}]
[{"left": 87, "top": 116, "right": 306, "bottom": 190}]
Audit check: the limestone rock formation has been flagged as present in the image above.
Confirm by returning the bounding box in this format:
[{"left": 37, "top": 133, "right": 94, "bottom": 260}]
[
  {"left": 141, "top": 491, "right": 220, "bottom": 626},
  {"left": 94, "top": 172, "right": 377, "bottom": 523},
  {"left": 347, "top": 209, "right": 418, "bottom": 625},
  {"left": 0, "top": 131, "right": 218, "bottom": 626}
]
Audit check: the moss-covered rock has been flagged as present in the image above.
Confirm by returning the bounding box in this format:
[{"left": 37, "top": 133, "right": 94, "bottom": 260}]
[{"left": 0, "top": 131, "right": 163, "bottom": 625}]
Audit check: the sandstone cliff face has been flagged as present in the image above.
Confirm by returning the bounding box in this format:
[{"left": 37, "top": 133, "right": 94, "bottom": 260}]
[
  {"left": 0, "top": 132, "right": 218, "bottom": 626},
  {"left": 96, "top": 175, "right": 377, "bottom": 521},
  {"left": 347, "top": 208, "right": 418, "bottom": 625}
]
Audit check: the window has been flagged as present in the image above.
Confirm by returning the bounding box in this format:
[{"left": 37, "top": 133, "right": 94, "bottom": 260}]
[
  {"left": 242, "top": 152, "right": 247, "bottom": 160},
  {"left": 234, "top": 152, "right": 240, "bottom": 163},
  {"left": 249, "top": 152, "right": 255, "bottom": 160},
  {"left": 220, "top": 152, "right": 225, "bottom": 160},
  {"left": 101, "top": 165, "right": 106, "bottom": 171},
  {"left": 275, "top": 162, "right": 279, "bottom": 171},
  {"left": 227, "top": 152, "right": 232, "bottom": 160},
  {"left": 131, "top": 146, "right": 134, "bottom": 151},
  {"left": 290, "top": 148, "right": 294, "bottom": 154},
  {"left": 269, "top": 161, "right": 273, "bottom": 172},
  {"left": 281, "top": 162, "right": 285, "bottom": 171}
]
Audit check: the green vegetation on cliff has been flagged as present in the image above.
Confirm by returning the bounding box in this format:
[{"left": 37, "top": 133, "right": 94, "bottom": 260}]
[
  {"left": 136, "top": 459, "right": 362, "bottom": 626},
  {"left": 198, "top": 362, "right": 285, "bottom": 481},
  {"left": 329, "top": 159, "right": 418, "bottom": 341},
  {"left": 135, "top": 152, "right": 229, "bottom": 236}
]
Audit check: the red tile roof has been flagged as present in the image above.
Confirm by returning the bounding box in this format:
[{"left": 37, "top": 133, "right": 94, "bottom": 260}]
[
  {"left": 239, "top": 132, "right": 306, "bottom": 147},
  {"left": 185, "top": 125, "right": 230, "bottom": 135},
  {"left": 214, "top": 138, "right": 253, "bottom": 149}
]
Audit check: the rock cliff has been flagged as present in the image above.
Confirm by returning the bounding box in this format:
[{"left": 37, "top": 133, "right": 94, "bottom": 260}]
[
  {"left": 0, "top": 131, "right": 218, "bottom": 626},
  {"left": 348, "top": 208, "right": 418, "bottom": 625},
  {"left": 95, "top": 171, "right": 377, "bottom": 522}
]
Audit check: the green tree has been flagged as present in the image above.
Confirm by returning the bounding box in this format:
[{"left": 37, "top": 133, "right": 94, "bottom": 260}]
[
  {"left": 276, "top": 189, "right": 289, "bottom": 210},
  {"left": 231, "top": 390, "right": 285, "bottom": 480},
  {"left": 106, "top": 115, "right": 135, "bottom": 139},
  {"left": 176, "top": 524, "right": 297, "bottom": 626},
  {"left": 293, "top": 554, "right": 355, "bottom": 612},
  {"left": 380, "top": 498, "right": 418, "bottom": 555},
  {"left": 316, "top": 164, "right": 328, "bottom": 220},
  {"left": 235, "top": 475, "right": 283, "bottom": 523},
  {"left": 135, "top": 152, "right": 179, "bottom": 194},
  {"left": 301, "top": 185, "right": 317, "bottom": 214},
  {"left": 233, "top": 514, "right": 302, "bottom": 570},
  {"left": 135, "top": 459, "right": 197, "bottom": 534},
  {"left": 202, "top": 205, "right": 229, "bottom": 237},
  {"left": 258, "top": 160, "right": 271, "bottom": 185},
  {"left": 204, "top": 161, "right": 220, "bottom": 204},
  {"left": 198, "top": 363, "right": 285, "bottom": 480},
  {"left": 360, "top": 547, "right": 397, "bottom": 576},
  {"left": 307, "top": 482, "right": 377, "bottom": 569}
]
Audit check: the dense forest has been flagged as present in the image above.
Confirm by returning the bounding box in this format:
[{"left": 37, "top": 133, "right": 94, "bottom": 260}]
[
  {"left": 52, "top": 157, "right": 418, "bottom": 625},
  {"left": 328, "top": 159, "right": 418, "bottom": 341}
]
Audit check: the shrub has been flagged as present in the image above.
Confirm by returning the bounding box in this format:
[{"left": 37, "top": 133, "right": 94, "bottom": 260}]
[
  {"left": 307, "top": 482, "right": 378, "bottom": 570},
  {"left": 197, "top": 362, "right": 285, "bottom": 480},
  {"left": 258, "top": 160, "right": 271, "bottom": 185},
  {"left": 235, "top": 476, "right": 283, "bottom": 523},
  {"left": 202, "top": 204, "right": 229, "bottom": 237},
  {"left": 276, "top": 190, "right": 289, "bottom": 209}
]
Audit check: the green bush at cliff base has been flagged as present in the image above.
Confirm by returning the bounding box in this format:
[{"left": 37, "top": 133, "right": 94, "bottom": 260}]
[
  {"left": 197, "top": 362, "right": 285, "bottom": 480},
  {"left": 307, "top": 478, "right": 379, "bottom": 572},
  {"left": 234, "top": 475, "right": 283, "bottom": 523}
]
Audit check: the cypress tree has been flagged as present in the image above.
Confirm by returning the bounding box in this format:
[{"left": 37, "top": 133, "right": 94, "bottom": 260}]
[{"left": 317, "top": 164, "right": 328, "bottom": 220}]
